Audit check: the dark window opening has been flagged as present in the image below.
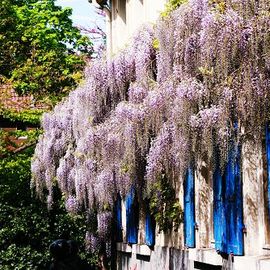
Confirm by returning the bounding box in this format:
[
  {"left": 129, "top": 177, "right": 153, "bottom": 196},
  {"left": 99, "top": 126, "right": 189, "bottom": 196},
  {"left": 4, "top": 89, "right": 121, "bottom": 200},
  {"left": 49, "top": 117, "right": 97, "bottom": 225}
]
[{"left": 194, "top": 261, "right": 222, "bottom": 270}]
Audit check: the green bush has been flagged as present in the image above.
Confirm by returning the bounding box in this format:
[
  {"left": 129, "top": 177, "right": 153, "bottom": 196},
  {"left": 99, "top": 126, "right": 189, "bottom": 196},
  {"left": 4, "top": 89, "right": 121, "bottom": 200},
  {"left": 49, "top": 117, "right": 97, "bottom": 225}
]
[
  {"left": 161, "top": 0, "right": 188, "bottom": 17},
  {"left": 0, "top": 144, "right": 95, "bottom": 269}
]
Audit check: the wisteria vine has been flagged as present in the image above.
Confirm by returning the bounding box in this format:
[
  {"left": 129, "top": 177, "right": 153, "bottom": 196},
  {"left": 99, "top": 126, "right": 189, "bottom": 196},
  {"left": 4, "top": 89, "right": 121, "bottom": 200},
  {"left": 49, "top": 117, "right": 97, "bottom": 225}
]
[{"left": 32, "top": 0, "right": 270, "bottom": 252}]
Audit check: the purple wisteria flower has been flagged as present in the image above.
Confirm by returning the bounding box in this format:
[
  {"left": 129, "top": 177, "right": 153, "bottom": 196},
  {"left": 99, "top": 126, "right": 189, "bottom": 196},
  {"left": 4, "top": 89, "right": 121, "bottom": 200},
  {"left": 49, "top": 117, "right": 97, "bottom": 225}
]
[
  {"left": 31, "top": 0, "right": 270, "bottom": 249},
  {"left": 97, "top": 211, "right": 112, "bottom": 240},
  {"left": 85, "top": 232, "right": 101, "bottom": 253},
  {"left": 65, "top": 195, "right": 79, "bottom": 214}
]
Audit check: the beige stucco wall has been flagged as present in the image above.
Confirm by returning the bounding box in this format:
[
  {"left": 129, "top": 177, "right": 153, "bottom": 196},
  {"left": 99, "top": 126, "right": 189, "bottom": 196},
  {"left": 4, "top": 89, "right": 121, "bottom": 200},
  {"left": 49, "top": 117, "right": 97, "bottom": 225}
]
[
  {"left": 242, "top": 141, "right": 265, "bottom": 256},
  {"left": 107, "top": 0, "right": 167, "bottom": 55},
  {"left": 194, "top": 157, "right": 213, "bottom": 249}
]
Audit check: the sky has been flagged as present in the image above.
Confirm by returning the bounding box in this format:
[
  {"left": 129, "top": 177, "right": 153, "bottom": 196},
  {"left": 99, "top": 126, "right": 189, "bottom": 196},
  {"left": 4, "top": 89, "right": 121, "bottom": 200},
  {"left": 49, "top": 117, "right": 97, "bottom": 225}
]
[
  {"left": 55, "top": 0, "right": 105, "bottom": 32},
  {"left": 55, "top": 0, "right": 106, "bottom": 54}
]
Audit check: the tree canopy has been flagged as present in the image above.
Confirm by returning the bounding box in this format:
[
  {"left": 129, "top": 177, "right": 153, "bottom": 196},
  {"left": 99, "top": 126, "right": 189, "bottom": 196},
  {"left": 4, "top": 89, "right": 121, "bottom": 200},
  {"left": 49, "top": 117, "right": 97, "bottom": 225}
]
[
  {"left": 0, "top": 1, "right": 98, "bottom": 267},
  {"left": 0, "top": 0, "right": 93, "bottom": 97}
]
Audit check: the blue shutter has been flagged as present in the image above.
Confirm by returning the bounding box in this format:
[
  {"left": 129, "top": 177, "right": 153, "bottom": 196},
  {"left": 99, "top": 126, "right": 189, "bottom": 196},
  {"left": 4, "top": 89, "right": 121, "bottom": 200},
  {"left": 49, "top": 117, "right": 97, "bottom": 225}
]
[
  {"left": 225, "top": 148, "right": 244, "bottom": 255},
  {"left": 213, "top": 160, "right": 227, "bottom": 253},
  {"left": 126, "top": 188, "right": 138, "bottom": 244},
  {"left": 266, "top": 125, "right": 270, "bottom": 221},
  {"left": 184, "top": 166, "right": 195, "bottom": 248},
  {"left": 145, "top": 210, "right": 155, "bottom": 246},
  {"left": 213, "top": 146, "right": 244, "bottom": 255},
  {"left": 116, "top": 194, "right": 123, "bottom": 242}
]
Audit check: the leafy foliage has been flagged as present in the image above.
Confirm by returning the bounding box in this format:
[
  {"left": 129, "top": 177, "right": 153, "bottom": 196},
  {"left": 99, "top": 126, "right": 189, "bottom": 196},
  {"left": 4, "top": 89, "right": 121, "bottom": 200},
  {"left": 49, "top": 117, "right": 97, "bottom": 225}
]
[
  {"left": 0, "top": 1, "right": 97, "bottom": 267},
  {"left": 160, "top": 0, "right": 188, "bottom": 17},
  {"left": 149, "top": 174, "right": 182, "bottom": 232},
  {"left": 0, "top": 0, "right": 93, "bottom": 97},
  {"left": 0, "top": 109, "right": 44, "bottom": 125}
]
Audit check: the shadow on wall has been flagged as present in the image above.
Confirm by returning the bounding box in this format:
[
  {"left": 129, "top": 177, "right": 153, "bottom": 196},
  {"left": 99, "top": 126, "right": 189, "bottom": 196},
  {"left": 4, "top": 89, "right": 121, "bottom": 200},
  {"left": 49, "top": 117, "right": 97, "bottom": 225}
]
[
  {"left": 118, "top": 252, "right": 131, "bottom": 270},
  {"left": 118, "top": 0, "right": 126, "bottom": 23},
  {"left": 169, "top": 248, "right": 189, "bottom": 270}
]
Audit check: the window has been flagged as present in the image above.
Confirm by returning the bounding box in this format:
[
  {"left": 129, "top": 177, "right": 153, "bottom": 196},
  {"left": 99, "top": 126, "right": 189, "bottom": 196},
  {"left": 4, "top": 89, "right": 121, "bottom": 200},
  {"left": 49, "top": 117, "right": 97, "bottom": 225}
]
[
  {"left": 264, "top": 125, "right": 270, "bottom": 245},
  {"left": 145, "top": 207, "right": 155, "bottom": 246},
  {"left": 126, "top": 188, "right": 139, "bottom": 244},
  {"left": 116, "top": 194, "right": 123, "bottom": 242},
  {"left": 184, "top": 166, "right": 196, "bottom": 248},
  {"left": 213, "top": 146, "right": 244, "bottom": 255}
]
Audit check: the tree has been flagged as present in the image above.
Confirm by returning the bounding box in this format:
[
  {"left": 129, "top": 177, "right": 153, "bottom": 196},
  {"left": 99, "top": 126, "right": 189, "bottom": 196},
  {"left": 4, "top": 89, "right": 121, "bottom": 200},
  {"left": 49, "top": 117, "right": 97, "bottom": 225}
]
[
  {"left": 0, "top": 1, "right": 97, "bottom": 268},
  {"left": 0, "top": 0, "right": 93, "bottom": 97}
]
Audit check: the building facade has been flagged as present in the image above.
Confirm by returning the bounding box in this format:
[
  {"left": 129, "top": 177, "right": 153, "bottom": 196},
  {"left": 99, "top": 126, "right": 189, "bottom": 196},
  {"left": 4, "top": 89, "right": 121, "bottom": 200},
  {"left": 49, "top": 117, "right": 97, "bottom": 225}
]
[
  {"left": 113, "top": 141, "right": 270, "bottom": 270},
  {"left": 90, "top": 1, "right": 270, "bottom": 269}
]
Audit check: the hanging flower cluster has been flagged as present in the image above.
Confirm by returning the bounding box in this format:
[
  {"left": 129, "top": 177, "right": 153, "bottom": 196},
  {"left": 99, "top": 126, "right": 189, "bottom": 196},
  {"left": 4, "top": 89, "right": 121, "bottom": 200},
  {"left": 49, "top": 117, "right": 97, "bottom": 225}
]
[{"left": 32, "top": 0, "right": 270, "bottom": 250}]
